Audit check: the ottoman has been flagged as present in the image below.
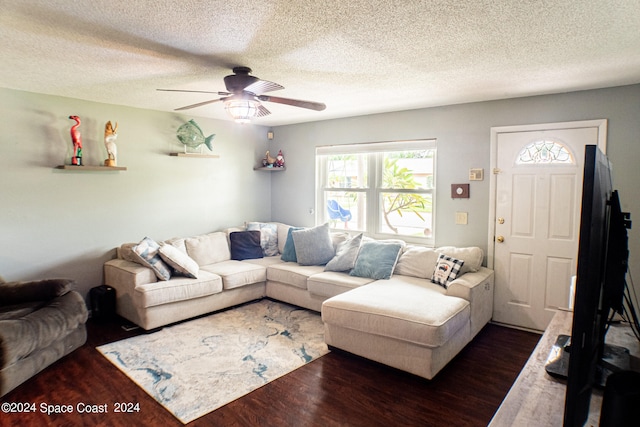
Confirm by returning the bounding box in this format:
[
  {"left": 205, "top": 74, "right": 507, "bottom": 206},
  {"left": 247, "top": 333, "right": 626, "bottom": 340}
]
[{"left": 322, "top": 276, "right": 472, "bottom": 379}]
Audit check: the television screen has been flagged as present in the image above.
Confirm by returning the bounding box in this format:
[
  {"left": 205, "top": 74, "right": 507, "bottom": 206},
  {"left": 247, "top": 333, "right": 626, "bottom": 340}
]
[{"left": 563, "top": 145, "right": 631, "bottom": 426}]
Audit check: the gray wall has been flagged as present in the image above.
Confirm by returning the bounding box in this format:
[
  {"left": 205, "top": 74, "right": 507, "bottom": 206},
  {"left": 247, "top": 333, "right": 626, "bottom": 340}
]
[
  {"left": 2, "top": 85, "right": 639, "bottom": 305},
  {"left": 270, "top": 85, "right": 640, "bottom": 295},
  {"left": 0, "top": 88, "right": 272, "bottom": 300}
]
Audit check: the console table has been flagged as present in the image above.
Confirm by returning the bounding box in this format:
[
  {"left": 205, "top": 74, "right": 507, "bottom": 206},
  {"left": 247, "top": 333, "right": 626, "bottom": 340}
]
[{"left": 489, "top": 310, "right": 640, "bottom": 426}]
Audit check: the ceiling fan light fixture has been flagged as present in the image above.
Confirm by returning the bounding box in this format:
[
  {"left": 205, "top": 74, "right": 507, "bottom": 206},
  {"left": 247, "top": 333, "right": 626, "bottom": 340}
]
[{"left": 224, "top": 99, "right": 259, "bottom": 123}]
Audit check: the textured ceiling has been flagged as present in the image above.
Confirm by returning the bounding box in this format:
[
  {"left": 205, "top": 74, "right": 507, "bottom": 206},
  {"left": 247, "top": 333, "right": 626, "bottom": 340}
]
[{"left": 2, "top": 0, "right": 640, "bottom": 126}]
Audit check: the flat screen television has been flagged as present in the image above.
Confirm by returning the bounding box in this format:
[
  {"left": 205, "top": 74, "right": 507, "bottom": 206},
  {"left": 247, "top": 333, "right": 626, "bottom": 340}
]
[{"left": 545, "top": 145, "right": 632, "bottom": 426}]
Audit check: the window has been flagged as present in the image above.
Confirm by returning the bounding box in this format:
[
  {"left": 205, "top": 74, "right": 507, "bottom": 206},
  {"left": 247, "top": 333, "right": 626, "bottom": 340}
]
[
  {"left": 317, "top": 140, "right": 436, "bottom": 244},
  {"left": 516, "top": 139, "right": 574, "bottom": 164}
]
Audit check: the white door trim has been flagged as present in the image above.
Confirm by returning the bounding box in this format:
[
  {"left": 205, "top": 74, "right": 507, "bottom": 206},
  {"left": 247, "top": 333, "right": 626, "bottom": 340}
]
[{"left": 487, "top": 119, "right": 608, "bottom": 270}]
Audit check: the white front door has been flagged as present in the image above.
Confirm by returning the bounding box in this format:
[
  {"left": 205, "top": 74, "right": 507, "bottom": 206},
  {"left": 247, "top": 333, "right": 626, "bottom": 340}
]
[{"left": 489, "top": 120, "right": 607, "bottom": 331}]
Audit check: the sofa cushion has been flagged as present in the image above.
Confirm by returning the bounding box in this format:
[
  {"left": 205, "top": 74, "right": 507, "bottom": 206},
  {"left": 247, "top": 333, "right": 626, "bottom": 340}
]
[
  {"left": 292, "top": 223, "right": 335, "bottom": 266},
  {"left": 431, "top": 254, "right": 464, "bottom": 288},
  {"left": 395, "top": 246, "right": 440, "bottom": 279},
  {"left": 322, "top": 277, "right": 470, "bottom": 348},
  {"left": 350, "top": 241, "right": 403, "bottom": 280},
  {"left": 201, "top": 260, "right": 266, "bottom": 290},
  {"left": 229, "top": 230, "right": 264, "bottom": 261},
  {"left": 241, "top": 256, "right": 285, "bottom": 267},
  {"left": 281, "top": 227, "right": 303, "bottom": 262},
  {"left": 132, "top": 237, "right": 172, "bottom": 281},
  {"left": 307, "top": 271, "right": 374, "bottom": 298},
  {"left": 246, "top": 222, "right": 279, "bottom": 256},
  {"left": 436, "top": 246, "right": 483, "bottom": 274},
  {"left": 164, "top": 237, "right": 188, "bottom": 253},
  {"left": 325, "top": 233, "right": 363, "bottom": 272},
  {"left": 267, "top": 263, "right": 325, "bottom": 289},
  {"left": 133, "top": 271, "right": 223, "bottom": 308},
  {"left": 158, "top": 244, "right": 199, "bottom": 278},
  {"left": 185, "top": 232, "right": 231, "bottom": 266}
]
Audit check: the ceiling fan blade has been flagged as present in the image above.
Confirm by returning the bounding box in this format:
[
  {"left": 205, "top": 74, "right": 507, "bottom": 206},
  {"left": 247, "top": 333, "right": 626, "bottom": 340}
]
[
  {"left": 157, "top": 89, "right": 231, "bottom": 96},
  {"left": 257, "top": 95, "right": 326, "bottom": 111},
  {"left": 244, "top": 80, "right": 284, "bottom": 95},
  {"left": 255, "top": 103, "right": 271, "bottom": 117},
  {"left": 174, "top": 98, "right": 224, "bottom": 111}
]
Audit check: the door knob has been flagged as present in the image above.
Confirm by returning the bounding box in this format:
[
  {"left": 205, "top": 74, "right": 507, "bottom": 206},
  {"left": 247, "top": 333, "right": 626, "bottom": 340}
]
[
  {"left": 496, "top": 236, "right": 505, "bottom": 243},
  {"left": 497, "top": 217, "right": 505, "bottom": 224}
]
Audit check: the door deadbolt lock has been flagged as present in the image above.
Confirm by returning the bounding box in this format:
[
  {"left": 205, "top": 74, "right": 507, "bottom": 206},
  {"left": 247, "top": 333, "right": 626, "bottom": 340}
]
[
  {"left": 496, "top": 236, "right": 505, "bottom": 243},
  {"left": 497, "top": 217, "right": 505, "bottom": 224}
]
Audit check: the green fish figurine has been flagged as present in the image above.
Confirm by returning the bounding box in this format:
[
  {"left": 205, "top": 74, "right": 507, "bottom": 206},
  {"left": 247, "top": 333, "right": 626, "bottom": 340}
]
[{"left": 176, "top": 119, "right": 215, "bottom": 151}]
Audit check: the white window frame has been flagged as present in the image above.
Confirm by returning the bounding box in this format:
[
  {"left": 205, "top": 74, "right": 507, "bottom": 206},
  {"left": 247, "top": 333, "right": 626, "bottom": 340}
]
[{"left": 316, "top": 139, "right": 437, "bottom": 245}]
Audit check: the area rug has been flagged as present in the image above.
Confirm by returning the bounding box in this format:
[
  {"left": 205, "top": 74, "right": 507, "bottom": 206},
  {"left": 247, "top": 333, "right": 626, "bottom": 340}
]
[{"left": 97, "top": 299, "right": 329, "bottom": 424}]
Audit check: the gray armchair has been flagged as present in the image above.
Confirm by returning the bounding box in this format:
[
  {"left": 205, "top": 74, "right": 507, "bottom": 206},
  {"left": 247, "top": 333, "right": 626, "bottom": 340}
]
[{"left": 0, "top": 278, "right": 88, "bottom": 397}]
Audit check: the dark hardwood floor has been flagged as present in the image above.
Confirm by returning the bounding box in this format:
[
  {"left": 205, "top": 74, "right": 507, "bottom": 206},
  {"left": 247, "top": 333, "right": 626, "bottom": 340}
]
[{"left": 2, "top": 311, "right": 540, "bottom": 427}]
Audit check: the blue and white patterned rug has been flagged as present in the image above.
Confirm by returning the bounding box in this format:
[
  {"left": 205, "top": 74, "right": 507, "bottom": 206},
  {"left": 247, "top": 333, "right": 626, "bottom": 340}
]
[{"left": 97, "top": 299, "right": 329, "bottom": 424}]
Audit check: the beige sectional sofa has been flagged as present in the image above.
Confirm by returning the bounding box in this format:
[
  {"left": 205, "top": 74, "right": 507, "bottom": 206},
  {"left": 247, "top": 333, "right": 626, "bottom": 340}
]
[{"left": 103, "top": 222, "right": 494, "bottom": 379}]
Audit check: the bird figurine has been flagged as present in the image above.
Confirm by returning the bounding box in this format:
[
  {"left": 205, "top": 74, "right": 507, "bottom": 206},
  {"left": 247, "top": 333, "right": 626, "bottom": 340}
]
[
  {"left": 176, "top": 119, "right": 215, "bottom": 153},
  {"left": 104, "top": 121, "right": 118, "bottom": 166},
  {"left": 265, "top": 150, "right": 277, "bottom": 166},
  {"left": 68, "top": 115, "right": 83, "bottom": 165}
]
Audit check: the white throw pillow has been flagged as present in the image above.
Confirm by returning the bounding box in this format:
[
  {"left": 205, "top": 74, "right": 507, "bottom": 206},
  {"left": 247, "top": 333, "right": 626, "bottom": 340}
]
[
  {"left": 394, "top": 246, "right": 440, "bottom": 279},
  {"left": 159, "top": 244, "right": 199, "bottom": 278},
  {"left": 436, "top": 246, "right": 483, "bottom": 274}
]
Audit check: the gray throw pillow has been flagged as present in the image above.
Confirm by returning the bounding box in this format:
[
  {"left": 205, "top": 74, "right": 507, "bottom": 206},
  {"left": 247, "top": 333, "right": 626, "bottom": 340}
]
[
  {"left": 324, "top": 233, "right": 363, "bottom": 272},
  {"left": 291, "top": 223, "right": 335, "bottom": 266}
]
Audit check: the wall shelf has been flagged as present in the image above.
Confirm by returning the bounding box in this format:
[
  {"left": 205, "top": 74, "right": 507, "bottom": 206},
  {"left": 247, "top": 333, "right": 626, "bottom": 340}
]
[
  {"left": 169, "top": 153, "right": 220, "bottom": 158},
  {"left": 56, "top": 165, "right": 127, "bottom": 171},
  {"left": 254, "top": 166, "right": 286, "bottom": 171}
]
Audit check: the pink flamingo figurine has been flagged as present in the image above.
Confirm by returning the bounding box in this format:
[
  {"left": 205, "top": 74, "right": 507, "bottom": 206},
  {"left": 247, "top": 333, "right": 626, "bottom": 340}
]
[{"left": 68, "top": 115, "right": 83, "bottom": 165}]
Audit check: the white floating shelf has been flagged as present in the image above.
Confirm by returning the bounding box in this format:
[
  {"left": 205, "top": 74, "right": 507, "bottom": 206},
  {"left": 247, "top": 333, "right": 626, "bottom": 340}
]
[
  {"left": 56, "top": 165, "right": 127, "bottom": 171},
  {"left": 169, "top": 153, "right": 220, "bottom": 158}
]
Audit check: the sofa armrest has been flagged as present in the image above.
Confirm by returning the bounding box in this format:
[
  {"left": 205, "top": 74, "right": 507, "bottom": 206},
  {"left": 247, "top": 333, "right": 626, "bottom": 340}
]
[
  {"left": 104, "top": 259, "right": 157, "bottom": 288},
  {"left": 0, "top": 279, "right": 74, "bottom": 305},
  {"left": 446, "top": 267, "right": 493, "bottom": 301},
  {"left": 446, "top": 267, "right": 494, "bottom": 338}
]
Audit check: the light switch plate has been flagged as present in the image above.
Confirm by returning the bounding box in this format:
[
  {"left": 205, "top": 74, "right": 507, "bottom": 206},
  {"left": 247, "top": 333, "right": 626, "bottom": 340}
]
[
  {"left": 469, "top": 168, "right": 484, "bottom": 181},
  {"left": 451, "top": 183, "right": 470, "bottom": 198},
  {"left": 456, "top": 212, "right": 468, "bottom": 225}
]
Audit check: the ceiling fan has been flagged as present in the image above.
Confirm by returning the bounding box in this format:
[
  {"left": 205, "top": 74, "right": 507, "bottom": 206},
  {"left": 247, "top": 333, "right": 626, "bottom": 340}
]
[{"left": 158, "top": 66, "right": 326, "bottom": 123}]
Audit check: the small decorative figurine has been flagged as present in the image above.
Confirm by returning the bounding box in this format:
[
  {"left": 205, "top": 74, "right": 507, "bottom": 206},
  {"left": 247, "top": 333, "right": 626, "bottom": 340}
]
[
  {"left": 264, "top": 150, "right": 277, "bottom": 166},
  {"left": 104, "top": 121, "right": 119, "bottom": 167},
  {"left": 68, "top": 115, "right": 83, "bottom": 165},
  {"left": 275, "top": 150, "right": 285, "bottom": 167},
  {"left": 176, "top": 119, "right": 215, "bottom": 153}
]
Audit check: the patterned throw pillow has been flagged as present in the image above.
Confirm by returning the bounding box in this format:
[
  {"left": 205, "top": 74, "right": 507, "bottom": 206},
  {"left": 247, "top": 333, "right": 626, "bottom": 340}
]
[
  {"left": 431, "top": 254, "right": 465, "bottom": 288},
  {"left": 350, "top": 241, "right": 403, "bottom": 280},
  {"left": 132, "top": 237, "right": 172, "bottom": 281},
  {"left": 246, "top": 222, "right": 279, "bottom": 256},
  {"left": 229, "top": 230, "right": 264, "bottom": 261}
]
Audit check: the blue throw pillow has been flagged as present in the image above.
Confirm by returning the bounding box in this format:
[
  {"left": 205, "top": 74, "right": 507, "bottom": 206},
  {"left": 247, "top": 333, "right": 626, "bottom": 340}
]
[
  {"left": 350, "top": 241, "right": 403, "bottom": 280},
  {"left": 281, "top": 227, "right": 303, "bottom": 262},
  {"left": 230, "top": 231, "right": 264, "bottom": 260}
]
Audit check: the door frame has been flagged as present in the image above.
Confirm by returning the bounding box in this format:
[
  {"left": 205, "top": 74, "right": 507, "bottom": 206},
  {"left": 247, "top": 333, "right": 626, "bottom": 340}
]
[{"left": 487, "top": 119, "right": 608, "bottom": 270}]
